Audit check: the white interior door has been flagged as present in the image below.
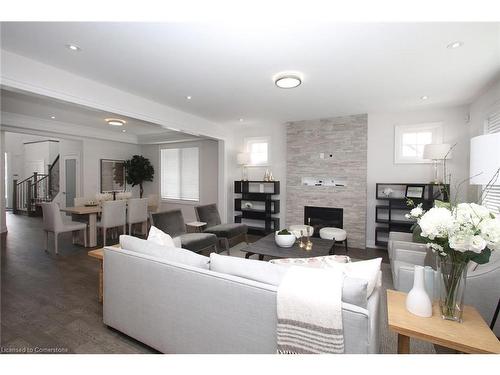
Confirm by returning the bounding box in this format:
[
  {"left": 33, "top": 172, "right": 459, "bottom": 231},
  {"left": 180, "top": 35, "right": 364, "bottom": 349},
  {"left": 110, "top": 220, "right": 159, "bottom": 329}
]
[{"left": 60, "top": 154, "right": 80, "bottom": 208}]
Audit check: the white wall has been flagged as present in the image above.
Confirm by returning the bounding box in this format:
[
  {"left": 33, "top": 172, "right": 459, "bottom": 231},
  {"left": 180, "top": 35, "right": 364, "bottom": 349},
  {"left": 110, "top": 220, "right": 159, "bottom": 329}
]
[
  {"left": 0, "top": 130, "right": 6, "bottom": 233},
  {"left": 81, "top": 138, "right": 141, "bottom": 199},
  {"left": 142, "top": 139, "right": 219, "bottom": 222},
  {"left": 366, "top": 106, "right": 471, "bottom": 247},
  {"left": 228, "top": 122, "right": 287, "bottom": 227}
]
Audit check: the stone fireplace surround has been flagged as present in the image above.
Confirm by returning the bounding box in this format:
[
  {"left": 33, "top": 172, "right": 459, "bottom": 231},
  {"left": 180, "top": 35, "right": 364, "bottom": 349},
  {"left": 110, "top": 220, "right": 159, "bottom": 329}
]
[{"left": 286, "top": 114, "right": 368, "bottom": 249}]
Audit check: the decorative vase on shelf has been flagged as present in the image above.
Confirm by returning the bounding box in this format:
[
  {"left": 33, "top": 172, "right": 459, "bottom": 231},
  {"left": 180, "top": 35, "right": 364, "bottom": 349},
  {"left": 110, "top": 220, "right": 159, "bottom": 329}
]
[
  {"left": 406, "top": 265, "right": 433, "bottom": 318},
  {"left": 438, "top": 257, "right": 468, "bottom": 322},
  {"left": 263, "top": 169, "right": 271, "bottom": 181}
]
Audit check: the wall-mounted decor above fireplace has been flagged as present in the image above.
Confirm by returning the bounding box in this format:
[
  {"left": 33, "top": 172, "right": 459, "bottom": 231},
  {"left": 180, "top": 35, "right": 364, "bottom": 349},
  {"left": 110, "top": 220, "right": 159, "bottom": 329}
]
[{"left": 301, "top": 177, "right": 347, "bottom": 187}]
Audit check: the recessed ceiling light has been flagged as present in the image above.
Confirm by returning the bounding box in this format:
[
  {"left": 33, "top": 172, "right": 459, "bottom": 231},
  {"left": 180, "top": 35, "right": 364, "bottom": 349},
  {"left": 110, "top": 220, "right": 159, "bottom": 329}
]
[
  {"left": 122, "top": 129, "right": 127, "bottom": 133},
  {"left": 186, "top": 96, "right": 192, "bottom": 100},
  {"left": 105, "top": 118, "right": 126, "bottom": 126},
  {"left": 421, "top": 95, "right": 429, "bottom": 100},
  {"left": 239, "top": 118, "right": 244, "bottom": 122},
  {"left": 50, "top": 116, "right": 56, "bottom": 119},
  {"left": 274, "top": 71, "right": 303, "bottom": 89},
  {"left": 447, "top": 41, "right": 463, "bottom": 49},
  {"left": 65, "top": 43, "right": 81, "bottom": 52}
]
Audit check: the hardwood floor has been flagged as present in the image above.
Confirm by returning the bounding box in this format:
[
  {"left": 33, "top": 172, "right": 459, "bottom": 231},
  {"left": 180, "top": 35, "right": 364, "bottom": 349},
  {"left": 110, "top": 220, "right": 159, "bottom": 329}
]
[
  {"left": 1, "top": 212, "right": 388, "bottom": 353},
  {"left": 1, "top": 212, "right": 156, "bottom": 353}
]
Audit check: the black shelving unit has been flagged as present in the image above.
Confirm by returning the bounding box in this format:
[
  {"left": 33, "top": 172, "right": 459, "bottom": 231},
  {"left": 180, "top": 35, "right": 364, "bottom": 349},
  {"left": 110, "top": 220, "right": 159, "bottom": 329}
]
[
  {"left": 234, "top": 180, "right": 280, "bottom": 235},
  {"left": 375, "top": 182, "right": 449, "bottom": 248}
]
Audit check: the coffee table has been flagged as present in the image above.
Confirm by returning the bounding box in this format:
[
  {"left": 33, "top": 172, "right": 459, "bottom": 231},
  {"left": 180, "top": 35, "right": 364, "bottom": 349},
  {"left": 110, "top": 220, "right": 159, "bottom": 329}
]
[{"left": 241, "top": 233, "right": 337, "bottom": 260}]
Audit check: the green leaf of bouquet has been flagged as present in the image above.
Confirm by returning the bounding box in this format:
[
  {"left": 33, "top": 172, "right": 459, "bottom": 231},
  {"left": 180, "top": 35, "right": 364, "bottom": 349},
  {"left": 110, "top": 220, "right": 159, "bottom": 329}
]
[
  {"left": 412, "top": 225, "right": 427, "bottom": 244},
  {"left": 468, "top": 247, "right": 491, "bottom": 265}
]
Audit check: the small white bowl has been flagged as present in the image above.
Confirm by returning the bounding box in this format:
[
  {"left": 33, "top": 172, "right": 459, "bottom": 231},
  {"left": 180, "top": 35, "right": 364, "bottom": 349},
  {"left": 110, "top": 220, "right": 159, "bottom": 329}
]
[{"left": 275, "top": 231, "right": 296, "bottom": 248}]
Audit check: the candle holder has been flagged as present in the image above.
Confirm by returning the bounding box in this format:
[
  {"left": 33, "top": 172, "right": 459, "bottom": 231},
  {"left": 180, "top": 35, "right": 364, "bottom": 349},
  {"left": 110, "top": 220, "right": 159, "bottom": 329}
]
[{"left": 298, "top": 230, "right": 305, "bottom": 248}]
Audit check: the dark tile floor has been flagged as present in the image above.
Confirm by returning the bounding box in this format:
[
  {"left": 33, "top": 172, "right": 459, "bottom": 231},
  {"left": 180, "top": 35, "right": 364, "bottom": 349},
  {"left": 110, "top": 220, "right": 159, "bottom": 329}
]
[{"left": 0, "top": 212, "right": 388, "bottom": 354}]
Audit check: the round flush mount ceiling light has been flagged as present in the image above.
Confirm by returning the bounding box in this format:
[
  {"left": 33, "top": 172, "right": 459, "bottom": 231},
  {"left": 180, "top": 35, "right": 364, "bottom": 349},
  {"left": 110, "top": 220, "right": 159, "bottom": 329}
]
[
  {"left": 65, "top": 43, "right": 81, "bottom": 52},
  {"left": 105, "top": 118, "right": 126, "bottom": 126},
  {"left": 420, "top": 95, "right": 429, "bottom": 100},
  {"left": 274, "top": 72, "right": 303, "bottom": 89},
  {"left": 447, "top": 41, "right": 463, "bottom": 49}
]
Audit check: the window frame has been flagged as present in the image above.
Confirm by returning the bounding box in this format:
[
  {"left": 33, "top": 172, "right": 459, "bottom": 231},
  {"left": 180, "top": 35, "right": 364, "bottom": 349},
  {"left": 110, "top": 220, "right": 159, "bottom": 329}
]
[
  {"left": 394, "top": 122, "right": 444, "bottom": 164},
  {"left": 244, "top": 136, "right": 270, "bottom": 167},
  {"left": 160, "top": 145, "right": 200, "bottom": 204},
  {"left": 481, "top": 105, "right": 500, "bottom": 214}
]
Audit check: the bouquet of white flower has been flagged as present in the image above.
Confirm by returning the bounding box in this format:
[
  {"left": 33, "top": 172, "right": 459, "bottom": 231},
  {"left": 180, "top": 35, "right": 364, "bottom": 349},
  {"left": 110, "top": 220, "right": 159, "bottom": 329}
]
[{"left": 408, "top": 199, "right": 498, "bottom": 321}]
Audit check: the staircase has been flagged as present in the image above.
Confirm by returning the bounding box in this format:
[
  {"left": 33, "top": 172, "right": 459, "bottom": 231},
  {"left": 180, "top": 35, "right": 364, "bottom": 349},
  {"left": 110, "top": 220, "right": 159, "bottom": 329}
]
[{"left": 13, "top": 155, "right": 60, "bottom": 216}]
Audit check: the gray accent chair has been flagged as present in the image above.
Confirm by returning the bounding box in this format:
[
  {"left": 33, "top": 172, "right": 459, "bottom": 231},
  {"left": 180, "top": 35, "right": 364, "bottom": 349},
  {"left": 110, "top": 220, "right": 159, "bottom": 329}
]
[
  {"left": 389, "top": 231, "right": 500, "bottom": 336},
  {"left": 195, "top": 203, "right": 248, "bottom": 255},
  {"left": 150, "top": 209, "right": 218, "bottom": 254}
]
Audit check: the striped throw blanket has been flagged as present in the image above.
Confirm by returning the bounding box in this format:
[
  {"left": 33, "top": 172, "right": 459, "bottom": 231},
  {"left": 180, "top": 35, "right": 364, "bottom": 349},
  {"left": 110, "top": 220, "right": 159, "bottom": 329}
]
[{"left": 276, "top": 266, "right": 344, "bottom": 354}]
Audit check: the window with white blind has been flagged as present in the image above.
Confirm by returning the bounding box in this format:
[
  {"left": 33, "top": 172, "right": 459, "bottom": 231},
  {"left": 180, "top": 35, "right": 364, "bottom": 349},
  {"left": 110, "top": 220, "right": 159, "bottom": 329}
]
[
  {"left": 160, "top": 147, "right": 199, "bottom": 201},
  {"left": 483, "top": 108, "right": 500, "bottom": 214}
]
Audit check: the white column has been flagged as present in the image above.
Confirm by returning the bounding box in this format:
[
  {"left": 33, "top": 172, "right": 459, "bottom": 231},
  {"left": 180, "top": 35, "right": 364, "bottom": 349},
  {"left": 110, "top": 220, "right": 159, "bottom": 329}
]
[{"left": 0, "top": 130, "right": 7, "bottom": 233}]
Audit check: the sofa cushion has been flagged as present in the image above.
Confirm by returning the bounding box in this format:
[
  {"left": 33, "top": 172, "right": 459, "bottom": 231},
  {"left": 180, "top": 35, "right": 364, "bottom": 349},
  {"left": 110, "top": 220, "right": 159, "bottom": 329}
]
[
  {"left": 210, "top": 253, "right": 289, "bottom": 286},
  {"left": 179, "top": 232, "right": 217, "bottom": 252},
  {"left": 211, "top": 254, "right": 368, "bottom": 308},
  {"left": 271, "top": 256, "right": 381, "bottom": 298},
  {"left": 119, "top": 235, "right": 210, "bottom": 269},
  {"left": 205, "top": 223, "right": 248, "bottom": 238}
]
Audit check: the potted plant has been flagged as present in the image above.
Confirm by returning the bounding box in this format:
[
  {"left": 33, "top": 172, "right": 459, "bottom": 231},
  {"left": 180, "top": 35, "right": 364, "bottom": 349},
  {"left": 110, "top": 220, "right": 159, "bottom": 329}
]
[
  {"left": 124, "top": 155, "right": 154, "bottom": 198},
  {"left": 275, "top": 229, "right": 296, "bottom": 248}
]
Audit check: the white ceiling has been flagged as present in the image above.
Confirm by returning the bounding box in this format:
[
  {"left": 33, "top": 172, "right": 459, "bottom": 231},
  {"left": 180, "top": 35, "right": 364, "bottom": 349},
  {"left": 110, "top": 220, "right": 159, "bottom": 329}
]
[
  {"left": 0, "top": 88, "right": 205, "bottom": 142},
  {"left": 1, "top": 22, "right": 500, "bottom": 125}
]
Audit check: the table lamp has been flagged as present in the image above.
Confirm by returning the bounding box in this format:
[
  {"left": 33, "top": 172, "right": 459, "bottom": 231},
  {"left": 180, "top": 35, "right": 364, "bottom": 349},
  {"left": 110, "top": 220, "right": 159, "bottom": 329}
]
[
  {"left": 423, "top": 143, "right": 452, "bottom": 184},
  {"left": 237, "top": 152, "right": 249, "bottom": 181}
]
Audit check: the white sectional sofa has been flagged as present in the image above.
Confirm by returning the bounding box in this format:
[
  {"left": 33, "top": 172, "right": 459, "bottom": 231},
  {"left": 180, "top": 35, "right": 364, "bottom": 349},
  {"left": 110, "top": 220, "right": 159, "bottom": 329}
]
[{"left": 102, "top": 236, "right": 381, "bottom": 354}]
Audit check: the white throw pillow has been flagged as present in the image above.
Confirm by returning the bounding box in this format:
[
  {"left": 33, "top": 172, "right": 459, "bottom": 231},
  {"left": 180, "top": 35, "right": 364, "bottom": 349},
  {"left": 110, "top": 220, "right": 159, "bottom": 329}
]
[
  {"left": 330, "top": 258, "right": 382, "bottom": 297},
  {"left": 147, "top": 226, "right": 177, "bottom": 248},
  {"left": 272, "top": 256, "right": 381, "bottom": 297}
]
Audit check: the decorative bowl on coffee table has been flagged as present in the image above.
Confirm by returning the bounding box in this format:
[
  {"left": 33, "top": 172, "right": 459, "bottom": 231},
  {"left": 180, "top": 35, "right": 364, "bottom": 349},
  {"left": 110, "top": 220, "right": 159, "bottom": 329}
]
[{"left": 275, "top": 231, "right": 296, "bottom": 248}]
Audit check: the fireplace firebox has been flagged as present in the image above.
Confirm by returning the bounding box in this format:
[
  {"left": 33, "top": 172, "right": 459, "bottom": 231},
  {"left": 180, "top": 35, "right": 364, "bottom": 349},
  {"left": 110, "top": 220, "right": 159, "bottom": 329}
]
[{"left": 304, "top": 206, "right": 343, "bottom": 238}]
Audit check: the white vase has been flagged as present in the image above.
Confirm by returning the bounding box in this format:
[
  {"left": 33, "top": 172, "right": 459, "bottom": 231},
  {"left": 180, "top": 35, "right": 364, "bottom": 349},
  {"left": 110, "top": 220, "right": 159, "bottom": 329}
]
[{"left": 406, "top": 265, "right": 433, "bottom": 318}]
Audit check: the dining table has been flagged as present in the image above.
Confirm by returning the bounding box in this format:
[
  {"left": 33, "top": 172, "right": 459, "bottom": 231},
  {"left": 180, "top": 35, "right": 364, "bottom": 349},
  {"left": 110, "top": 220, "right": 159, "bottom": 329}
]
[{"left": 60, "top": 203, "right": 158, "bottom": 248}]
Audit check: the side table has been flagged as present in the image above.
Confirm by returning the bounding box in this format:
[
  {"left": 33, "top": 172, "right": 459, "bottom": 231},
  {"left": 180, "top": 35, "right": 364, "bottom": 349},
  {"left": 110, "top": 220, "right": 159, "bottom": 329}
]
[
  {"left": 387, "top": 289, "right": 500, "bottom": 354},
  {"left": 186, "top": 221, "right": 207, "bottom": 233}
]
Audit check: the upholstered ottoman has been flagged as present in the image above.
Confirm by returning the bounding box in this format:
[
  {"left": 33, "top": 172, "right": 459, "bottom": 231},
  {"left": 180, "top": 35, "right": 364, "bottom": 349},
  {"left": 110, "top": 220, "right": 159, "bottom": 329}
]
[{"left": 319, "top": 227, "right": 348, "bottom": 254}]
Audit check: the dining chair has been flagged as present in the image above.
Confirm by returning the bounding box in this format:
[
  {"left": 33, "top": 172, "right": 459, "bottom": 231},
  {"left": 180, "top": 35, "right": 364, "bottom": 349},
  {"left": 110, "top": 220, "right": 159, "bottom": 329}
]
[
  {"left": 41, "top": 202, "right": 88, "bottom": 254},
  {"left": 127, "top": 198, "right": 149, "bottom": 236},
  {"left": 97, "top": 200, "right": 127, "bottom": 246}
]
